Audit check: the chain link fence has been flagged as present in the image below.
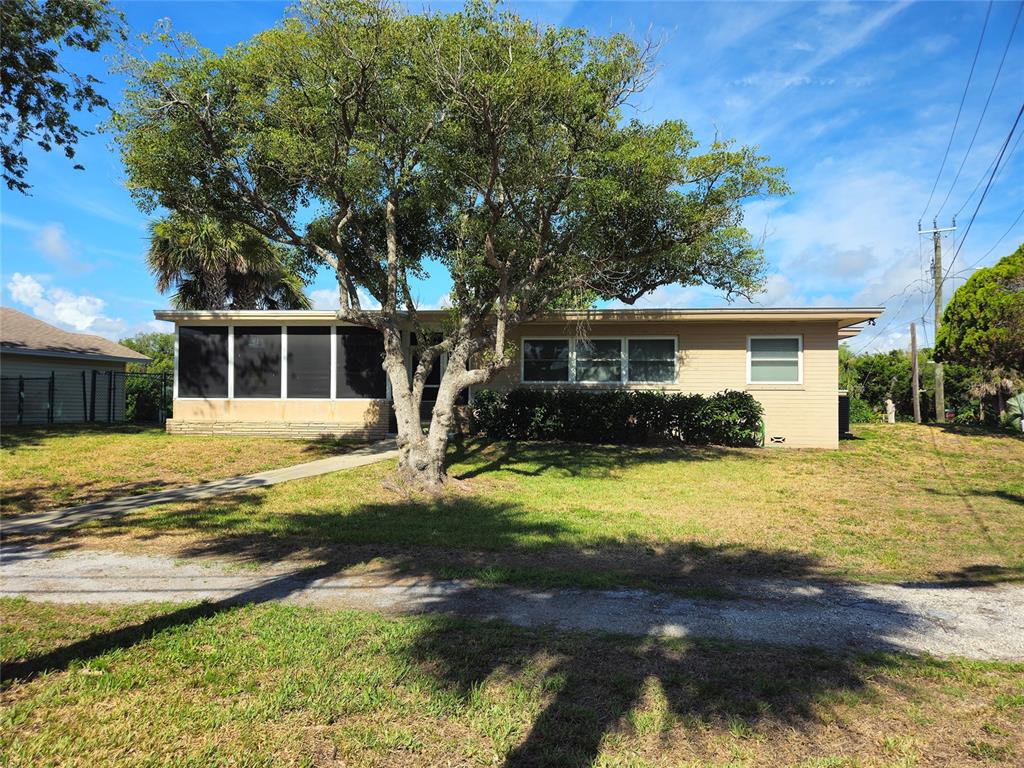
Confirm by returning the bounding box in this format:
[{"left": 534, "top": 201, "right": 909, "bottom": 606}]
[{"left": 0, "top": 371, "right": 172, "bottom": 426}]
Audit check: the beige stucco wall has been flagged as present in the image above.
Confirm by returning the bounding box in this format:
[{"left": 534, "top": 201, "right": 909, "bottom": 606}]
[
  {"left": 484, "top": 320, "right": 840, "bottom": 448},
  {"left": 168, "top": 397, "right": 389, "bottom": 440}
]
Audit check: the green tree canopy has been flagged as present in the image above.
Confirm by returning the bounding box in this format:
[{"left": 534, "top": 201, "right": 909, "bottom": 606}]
[
  {"left": 936, "top": 244, "right": 1024, "bottom": 373},
  {"left": 113, "top": 0, "right": 787, "bottom": 486},
  {"left": 147, "top": 213, "right": 312, "bottom": 311},
  {"left": 1, "top": 0, "right": 123, "bottom": 193},
  {"left": 119, "top": 331, "right": 173, "bottom": 373}
]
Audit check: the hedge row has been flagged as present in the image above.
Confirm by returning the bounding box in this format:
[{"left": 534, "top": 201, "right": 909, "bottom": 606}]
[{"left": 470, "top": 388, "right": 764, "bottom": 447}]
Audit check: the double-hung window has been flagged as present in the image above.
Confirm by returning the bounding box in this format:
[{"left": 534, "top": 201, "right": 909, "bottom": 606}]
[
  {"left": 748, "top": 336, "right": 802, "bottom": 384},
  {"left": 576, "top": 339, "right": 622, "bottom": 383},
  {"left": 522, "top": 339, "right": 570, "bottom": 382},
  {"left": 627, "top": 339, "right": 676, "bottom": 383},
  {"left": 521, "top": 337, "right": 676, "bottom": 384}
]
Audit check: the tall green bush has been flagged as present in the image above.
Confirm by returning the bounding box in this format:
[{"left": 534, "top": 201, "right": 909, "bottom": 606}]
[{"left": 470, "top": 389, "right": 764, "bottom": 447}]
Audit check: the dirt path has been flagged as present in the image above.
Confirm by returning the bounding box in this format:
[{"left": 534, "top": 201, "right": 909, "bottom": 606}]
[{"left": 3, "top": 544, "right": 1022, "bottom": 660}]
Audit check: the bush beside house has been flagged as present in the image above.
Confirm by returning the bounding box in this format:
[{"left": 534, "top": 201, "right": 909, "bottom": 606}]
[{"left": 471, "top": 389, "right": 764, "bottom": 447}]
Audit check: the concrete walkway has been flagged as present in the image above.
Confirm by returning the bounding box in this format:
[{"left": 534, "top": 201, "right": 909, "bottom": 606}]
[
  {"left": 2, "top": 440, "right": 398, "bottom": 535},
  {"left": 2, "top": 545, "right": 1022, "bottom": 660}
]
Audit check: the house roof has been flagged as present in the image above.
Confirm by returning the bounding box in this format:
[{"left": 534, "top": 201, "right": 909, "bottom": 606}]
[
  {"left": 154, "top": 306, "right": 884, "bottom": 330},
  {"left": 0, "top": 307, "right": 151, "bottom": 364}
]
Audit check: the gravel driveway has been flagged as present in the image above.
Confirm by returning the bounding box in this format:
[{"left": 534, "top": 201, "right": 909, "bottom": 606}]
[{"left": 3, "top": 544, "right": 1022, "bottom": 660}]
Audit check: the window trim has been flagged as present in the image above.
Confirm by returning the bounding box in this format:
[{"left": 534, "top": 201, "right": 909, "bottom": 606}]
[
  {"left": 625, "top": 336, "right": 678, "bottom": 384},
  {"left": 574, "top": 336, "right": 624, "bottom": 384},
  {"left": 520, "top": 336, "right": 573, "bottom": 384},
  {"left": 747, "top": 335, "right": 803, "bottom": 385},
  {"left": 519, "top": 336, "right": 678, "bottom": 385}
]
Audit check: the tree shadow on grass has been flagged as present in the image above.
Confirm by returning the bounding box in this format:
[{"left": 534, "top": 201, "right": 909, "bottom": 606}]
[
  {"left": 2, "top": 481, "right": 938, "bottom": 765},
  {"left": 449, "top": 438, "right": 757, "bottom": 481}
]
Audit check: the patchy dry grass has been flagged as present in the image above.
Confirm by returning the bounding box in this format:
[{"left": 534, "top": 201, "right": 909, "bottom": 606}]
[
  {"left": 21, "top": 423, "right": 1021, "bottom": 592},
  {"left": 0, "top": 425, "right": 360, "bottom": 514},
  {"left": 1, "top": 598, "right": 1021, "bottom": 767}
]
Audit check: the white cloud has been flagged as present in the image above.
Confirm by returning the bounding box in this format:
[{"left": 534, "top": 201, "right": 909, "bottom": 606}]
[
  {"left": 309, "top": 286, "right": 382, "bottom": 311},
  {"left": 310, "top": 288, "right": 340, "bottom": 310},
  {"left": 33, "top": 223, "right": 73, "bottom": 264},
  {"left": 6, "top": 273, "right": 126, "bottom": 338}
]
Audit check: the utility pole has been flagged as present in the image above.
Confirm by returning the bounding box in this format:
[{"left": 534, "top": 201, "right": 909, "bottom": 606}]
[
  {"left": 918, "top": 218, "right": 956, "bottom": 422},
  {"left": 910, "top": 322, "right": 921, "bottom": 424}
]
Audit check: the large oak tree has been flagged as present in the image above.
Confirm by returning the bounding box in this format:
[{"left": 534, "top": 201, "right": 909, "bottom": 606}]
[{"left": 113, "top": 0, "right": 787, "bottom": 488}]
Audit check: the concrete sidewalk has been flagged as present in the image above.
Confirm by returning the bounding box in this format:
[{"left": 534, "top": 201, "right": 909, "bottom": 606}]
[
  {"left": 2, "top": 440, "right": 398, "bottom": 535},
  {"left": 3, "top": 544, "right": 1023, "bottom": 660}
]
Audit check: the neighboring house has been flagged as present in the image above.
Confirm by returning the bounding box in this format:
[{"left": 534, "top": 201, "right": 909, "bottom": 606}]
[
  {"left": 0, "top": 307, "right": 150, "bottom": 424},
  {"left": 154, "top": 306, "right": 882, "bottom": 448}
]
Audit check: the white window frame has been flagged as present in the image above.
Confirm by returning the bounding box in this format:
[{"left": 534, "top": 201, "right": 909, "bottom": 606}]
[
  {"left": 625, "top": 336, "right": 678, "bottom": 384},
  {"left": 747, "top": 335, "right": 803, "bottom": 385},
  {"left": 574, "top": 336, "right": 624, "bottom": 384},
  {"left": 520, "top": 337, "right": 573, "bottom": 383},
  {"left": 518, "top": 336, "right": 679, "bottom": 385}
]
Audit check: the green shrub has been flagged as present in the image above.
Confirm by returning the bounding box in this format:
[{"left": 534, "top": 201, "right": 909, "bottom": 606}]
[
  {"left": 848, "top": 396, "right": 877, "bottom": 423},
  {"left": 470, "top": 388, "right": 763, "bottom": 447}
]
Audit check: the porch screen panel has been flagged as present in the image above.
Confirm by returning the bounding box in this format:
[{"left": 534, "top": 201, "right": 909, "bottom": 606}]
[
  {"left": 287, "top": 326, "right": 331, "bottom": 398},
  {"left": 178, "top": 326, "right": 228, "bottom": 397},
  {"left": 336, "top": 327, "right": 386, "bottom": 398},
  {"left": 234, "top": 326, "right": 281, "bottom": 398}
]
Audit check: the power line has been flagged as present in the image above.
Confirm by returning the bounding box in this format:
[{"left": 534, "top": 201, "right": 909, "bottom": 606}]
[
  {"left": 945, "top": 101, "right": 1024, "bottom": 279},
  {"left": 954, "top": 127, "right": 1023, "bottom": 218},
  {"left": 920, "top": 0, "right": 993, "bottom": 221},
  {"left": 963, "top": 206, "right": 1024, "bottom": 271},
  {"left": 851, "top": 280, "right": 928, "bottom": 352},
  {"left": 935, "top": 1, "right": 1023, "bottom": 218}
]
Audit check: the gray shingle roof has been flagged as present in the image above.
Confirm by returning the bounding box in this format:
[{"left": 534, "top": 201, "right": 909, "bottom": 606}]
[{"left": 0, "top": 307, "right": 150, "bottom": 363}]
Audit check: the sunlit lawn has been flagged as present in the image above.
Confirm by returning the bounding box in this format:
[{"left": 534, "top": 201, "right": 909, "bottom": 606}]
[
  {"left": 2, "top": 598, "right": 1021, "bottom": 767},
  {"left": 0, "top": 425, "right": 360, "bottom": 514},
  {"left": 18, "top": 423, "right": 1023, "bottom": 592}
]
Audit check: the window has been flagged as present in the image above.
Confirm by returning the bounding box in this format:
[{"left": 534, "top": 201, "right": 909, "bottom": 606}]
[
  {"left": 748, "top": 336, "right": 802, "bottom": 384},
  {"left": 627, "top": 339, "right": 676, "bottom": 383},
  {"left": 523, "top": 339, "right": 570, "bottom": 382},
  {"left": 336, "top": 327, "right": 386, "bottom": 398},
  {"left": 178, "top": 326, "right": 228, "bottom": 397},
  {"left": 576, "top": 339, "right": 622, "bottom": 382},
  {"left": 287, "top": 326, "right": 331, "bottom": 398},
  {"left": 234, "top": 326, "right": 281, "bottom": 398}
]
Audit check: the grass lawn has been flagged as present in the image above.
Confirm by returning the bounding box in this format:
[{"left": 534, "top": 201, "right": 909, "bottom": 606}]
[
  {"left": 20, "top": 423, "right": 1022, "bottom": 594},
  {"left": 2, "top": 598, "right": 1021, "bottom": 767},
  {"left": 0, "top": 425, "right": 360, "bottom": 515}
]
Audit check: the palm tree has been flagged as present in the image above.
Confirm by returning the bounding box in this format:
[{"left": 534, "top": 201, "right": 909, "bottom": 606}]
[{"left": 147, "top": 214, "right": 311, "bottom": 310}]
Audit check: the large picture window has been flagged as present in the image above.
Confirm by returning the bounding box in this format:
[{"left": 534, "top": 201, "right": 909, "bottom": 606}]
[
  {"left": 178, "top": 326, "right": 228, "bottom": 397},
  {"left": 234, "top": 326, "right": 281, "bottom": 398},
  {"left": 287, "top": 326, "right": 331, "bottom": 398},
  {"left": 522, "top": 339, "right": 570, "bottom": 382},
  {"left": 627, "top": 339, "right": 676, "bottom": 383},
  {"left": 576, "top": 339, "right": 622, "bottom": 382},
  {"left": 336, "top": 327, "right": 386, "bottom": 398},
  {"left": 748, "top": 336, "right": 802, "bottom": 384}
]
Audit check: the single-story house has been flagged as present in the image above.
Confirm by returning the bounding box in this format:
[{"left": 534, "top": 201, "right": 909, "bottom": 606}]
[
  {"left": 153, "top": 306, "right": 882, "bottom": 448},
  {"left": 1, "top": 307, "right": 150, "bottom": 424}
]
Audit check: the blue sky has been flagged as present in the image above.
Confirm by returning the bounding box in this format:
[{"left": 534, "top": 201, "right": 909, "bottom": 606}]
[{"left": 1, "top": 1, "right": 1021, "bottom": 353}]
